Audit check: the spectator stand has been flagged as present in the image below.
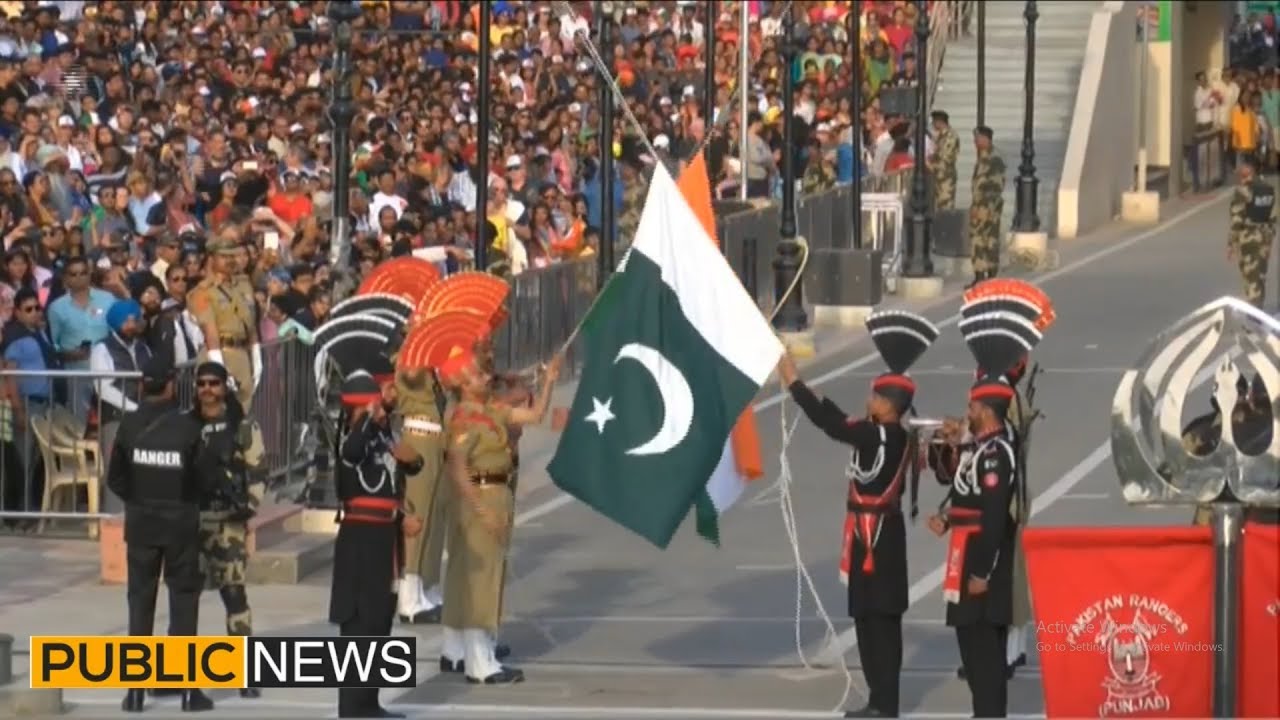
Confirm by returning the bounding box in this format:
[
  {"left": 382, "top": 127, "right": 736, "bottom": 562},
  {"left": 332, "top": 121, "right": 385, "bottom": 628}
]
[{"left": 0, "top": 1, "right": 970, "bottom": 531}]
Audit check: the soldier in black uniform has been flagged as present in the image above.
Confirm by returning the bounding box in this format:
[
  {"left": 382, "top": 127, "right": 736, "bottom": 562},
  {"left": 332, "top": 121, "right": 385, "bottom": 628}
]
[
  {"left": 778, "top": 310, "right": 940, "bottom": 719},
  {"left": 330, "top": 365, "right": 423, "bottom": 719},
  {"left": 927, "top": 311, "right": 1045, "bottom": 719},
  {"left": 105, "top": 352, "right": 216, "bottom": 714}
]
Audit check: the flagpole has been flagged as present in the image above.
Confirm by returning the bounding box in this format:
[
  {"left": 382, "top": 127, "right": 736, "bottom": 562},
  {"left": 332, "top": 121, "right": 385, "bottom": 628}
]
[{"left": 738, "top": 0, "right": 749, "bottom": 202}]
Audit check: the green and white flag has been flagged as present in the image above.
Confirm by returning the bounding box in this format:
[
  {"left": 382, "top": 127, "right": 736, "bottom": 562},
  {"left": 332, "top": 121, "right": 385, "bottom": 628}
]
[{"left": 547, "top": 166, "right": 784, "bottom": 549}]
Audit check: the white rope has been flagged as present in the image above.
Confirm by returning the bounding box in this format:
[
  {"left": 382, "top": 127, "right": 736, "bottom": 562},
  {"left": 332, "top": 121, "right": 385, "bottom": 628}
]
[
  {"left": 555, "top": 6, "right": 857, "bottom": 713},
  {"left": 776, "top": 395, "right": 865, "bottom": 713}
]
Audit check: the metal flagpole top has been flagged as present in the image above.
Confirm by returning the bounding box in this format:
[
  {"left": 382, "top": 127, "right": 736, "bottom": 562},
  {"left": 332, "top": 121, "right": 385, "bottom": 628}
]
[{"left": 1111, "top": 295, "right": 1280, "bottom": 508}]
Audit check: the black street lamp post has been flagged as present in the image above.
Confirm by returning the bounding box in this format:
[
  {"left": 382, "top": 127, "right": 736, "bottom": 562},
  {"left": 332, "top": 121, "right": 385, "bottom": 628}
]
[
  {"left": 703, "top": 0, "right": 715, "bottom": 142},
  {"left": 772, "top": 4, "right": 808, "bottom": 332},
  {"left": 327, "top": 1, "right": 362, "bottom": 270},
  {"left": 474, "top": 0, "right": 492, "bottom": 271},
  {"left": 1013, "top": 1, "right": 1041, "bottom": 233},
  {"left": 902, "top": 0, "right": 933, "bottom": 277},
  {"left": 598, "top": 2, "right": 615, "bottom": 288},
  {"left": 977, "top": 2, "right": 986, "bottom": 127},
  {"left": 850, "top": 0, "right": 862, "bottom": 250}
]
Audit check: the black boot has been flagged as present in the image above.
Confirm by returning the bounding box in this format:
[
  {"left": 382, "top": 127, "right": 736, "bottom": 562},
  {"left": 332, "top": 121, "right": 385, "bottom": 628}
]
[
  {"left": 239, "top": 688, "right": 262, "bottom": 699},
  {"left": 956, "top": 665, "right": 966, "bottom": 680},
  {"left": 439, "top": 656, "right": 464, "bottom": 673},
  {"left": 122, "top": 689, "right": 145, "bottom": 713},
  {"left": 181, "top": 690, "right": 214, "bottom": 712}
]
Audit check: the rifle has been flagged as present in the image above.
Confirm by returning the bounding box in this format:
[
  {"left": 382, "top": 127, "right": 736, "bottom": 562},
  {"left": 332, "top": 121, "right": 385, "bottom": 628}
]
[{"left": 1013, "top": 362, "right": 1045, "bottom": 521}]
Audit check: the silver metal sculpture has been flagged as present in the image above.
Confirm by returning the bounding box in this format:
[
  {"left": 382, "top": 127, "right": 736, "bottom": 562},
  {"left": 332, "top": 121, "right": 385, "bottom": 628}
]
[
  {"left": 1111, "top": 296, "right": 1280, "bottom": 507},
  {"left": 1109, "top": 296, "right": 1280, "bottom": 719}
]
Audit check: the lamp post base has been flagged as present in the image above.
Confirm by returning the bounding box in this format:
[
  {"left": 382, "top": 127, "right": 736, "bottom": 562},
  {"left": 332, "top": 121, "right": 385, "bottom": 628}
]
[
  {"left": 931, "top": 256, "right": 974, "bottom": 279},
  {"left": 812, "top": 305, "right": 874, "bottom": 328},
  {"left": 897, "top": 275, "right": 944, "bottom": 300},
  {"left": 1121, "top": 191, "right": 1161, "bottom": 225},
  {"left": 0, "top": 687, "right": 64, "bottom": 716},
  {"left": 777, "top": 329, "right": 817, "bottom": 359},
  {"left": 1009, "top": 231, "right": 1050, "bottom": 270}
]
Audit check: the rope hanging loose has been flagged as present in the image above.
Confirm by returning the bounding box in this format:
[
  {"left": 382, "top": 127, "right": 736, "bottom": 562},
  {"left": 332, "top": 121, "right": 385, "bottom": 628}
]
[{"left": 553, "top": 4, "right": 845, "bottom": 711}]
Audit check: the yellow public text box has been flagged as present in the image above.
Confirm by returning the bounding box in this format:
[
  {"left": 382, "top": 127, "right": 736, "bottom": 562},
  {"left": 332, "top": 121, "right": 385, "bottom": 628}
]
[{"left": 30, "top": 636, "right": 246, "bottom": 689}]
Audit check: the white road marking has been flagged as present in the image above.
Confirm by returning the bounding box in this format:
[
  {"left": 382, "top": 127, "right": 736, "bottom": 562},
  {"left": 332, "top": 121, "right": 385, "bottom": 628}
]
[
  {"left": 517, "top": 191, "right": 1228, "bottom": 528},
  {"left": 505, "top": 614, "right": 949, "bottom": 625},
  {"left": 68, "top": 697, "right": 1048, "bottom": 719}
]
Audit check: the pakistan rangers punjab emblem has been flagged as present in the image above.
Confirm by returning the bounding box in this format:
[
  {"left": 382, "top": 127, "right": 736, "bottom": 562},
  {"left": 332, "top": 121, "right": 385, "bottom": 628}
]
[{"left": 1095, "top": 610, "right": 1169, "bottom": 717}]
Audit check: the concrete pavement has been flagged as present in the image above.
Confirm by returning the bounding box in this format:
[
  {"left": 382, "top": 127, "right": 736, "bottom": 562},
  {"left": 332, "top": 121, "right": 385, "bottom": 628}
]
[{"left": 3, "top": 189, "right": 1249, "bottom": 718}]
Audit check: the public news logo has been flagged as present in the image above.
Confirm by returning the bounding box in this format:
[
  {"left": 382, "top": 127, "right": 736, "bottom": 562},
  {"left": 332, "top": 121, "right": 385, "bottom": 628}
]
[
  {"left": 1065, "top": 594, "right": 1191, "bottom": 717},
  {"left": 29, "top": 636, "right": 416, "bottom": 690}
]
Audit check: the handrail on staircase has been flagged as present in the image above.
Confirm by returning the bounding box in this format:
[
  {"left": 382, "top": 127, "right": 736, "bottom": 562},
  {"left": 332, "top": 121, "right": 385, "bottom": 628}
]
[{"left": 926, "top": 0, "right": 977, "bottom": 109}]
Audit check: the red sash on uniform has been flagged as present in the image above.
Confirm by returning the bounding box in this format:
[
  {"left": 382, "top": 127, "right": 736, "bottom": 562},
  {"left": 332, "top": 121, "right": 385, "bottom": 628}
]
[
  {"left": 839, "top": 442, "right": 911, "bottom": 583},
  {"left": 943, "top": 507, "right": 982, "bottom": 603}
]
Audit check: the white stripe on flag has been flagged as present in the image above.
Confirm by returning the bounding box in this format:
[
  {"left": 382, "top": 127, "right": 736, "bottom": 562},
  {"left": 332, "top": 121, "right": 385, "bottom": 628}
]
[
  {"left": 631, "top": 166, "right": 783, "bottom": 386},
  {"left": 705, "top": 439, "right": 746, "bottom": 513}
]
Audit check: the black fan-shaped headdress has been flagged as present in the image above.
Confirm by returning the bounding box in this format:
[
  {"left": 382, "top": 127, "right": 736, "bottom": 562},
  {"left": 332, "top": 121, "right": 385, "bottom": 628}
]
[
  {"left": 865, "top": 310, "right": 940, "bottom": 412},
  {"left": 960, "top": 310, "right": 1043, "bottom": 413},
  {"left": 312, "top": 314, "right": 400, "bottom": 404},
  {"left": 329, "top": 293, "right": 414, "bottom": 325}
]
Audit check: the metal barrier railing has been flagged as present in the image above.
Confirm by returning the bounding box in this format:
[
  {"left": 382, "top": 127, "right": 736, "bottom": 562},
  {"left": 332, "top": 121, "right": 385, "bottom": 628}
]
[
  {"left": 0, "top": 340, "right": 320, "bottom": 534},
  {"left": 1185, "top": 130, "right": 1229, "bottom": 193}
]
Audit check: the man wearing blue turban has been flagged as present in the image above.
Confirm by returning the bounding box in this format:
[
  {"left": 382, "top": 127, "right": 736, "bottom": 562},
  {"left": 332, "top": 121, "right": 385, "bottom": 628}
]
[{"left": 89, "top": 298, "right": 155, "bottom": 513}]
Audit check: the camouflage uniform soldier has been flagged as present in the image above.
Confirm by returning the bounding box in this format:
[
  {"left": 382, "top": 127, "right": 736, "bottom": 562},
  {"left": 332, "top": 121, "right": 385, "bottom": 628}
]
[
  {"left": 928, "top": 111, "right": 960, "bottom": 210},
  {"left": 967, "top": 126, "right": 1007, "bottom": 287},
  {"left": 193, "top": 361, "right": 263, "bottom": 699},
  {"left": 1228, "top": 157, "right": 1276, "bottom": 309},
  {"left": 188, "top": 234, "right": 262, "bottom": 411},
  {"left": 394, "top": 366, "right": 448, "bottom": 624},
  {"left": 617, "top": 162, "right": 647, "bottom": 252}
]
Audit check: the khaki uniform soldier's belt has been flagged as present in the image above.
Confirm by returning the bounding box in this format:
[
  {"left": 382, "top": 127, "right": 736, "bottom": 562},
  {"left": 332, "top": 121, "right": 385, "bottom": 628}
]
[
  {"left": 404, "top": 417, "right": 443, "bottom": 435},
  {"left": 470, "top": 473, "right": 511, "bottom": 486}
]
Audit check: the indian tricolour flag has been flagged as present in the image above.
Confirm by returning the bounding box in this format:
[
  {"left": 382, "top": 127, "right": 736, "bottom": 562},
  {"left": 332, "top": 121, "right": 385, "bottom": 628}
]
[
  {"left": 677, "top": 155, "right": 768, "bottom": 544},
  {"left": 546, "top": 162, "right": 783, "bottom": 549}
]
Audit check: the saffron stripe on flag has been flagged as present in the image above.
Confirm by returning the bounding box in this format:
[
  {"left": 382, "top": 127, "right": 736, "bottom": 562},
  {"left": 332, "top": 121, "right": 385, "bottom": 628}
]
[{"left": 676, "top": 155, "right": 766, "bottom": 544}]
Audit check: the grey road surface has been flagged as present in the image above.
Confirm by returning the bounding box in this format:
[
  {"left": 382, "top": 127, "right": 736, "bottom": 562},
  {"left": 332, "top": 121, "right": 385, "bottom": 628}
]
[{"left": 52, "top": 191, "right": 1246, "bottom": 720}]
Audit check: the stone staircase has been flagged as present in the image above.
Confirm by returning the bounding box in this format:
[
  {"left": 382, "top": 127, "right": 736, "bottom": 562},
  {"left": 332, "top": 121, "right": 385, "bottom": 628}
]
[{"left": 932, "top": 1, "right": 1098, "bottom": 236}]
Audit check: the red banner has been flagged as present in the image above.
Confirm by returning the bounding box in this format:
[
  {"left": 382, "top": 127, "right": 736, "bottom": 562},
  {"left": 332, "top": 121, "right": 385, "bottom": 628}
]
[
  {"left": 1023, "top": 526, "right": 1215, "bottom": 718},
  {"left": 1239, "top": 521, "right": 1280, "bottom": 718}
]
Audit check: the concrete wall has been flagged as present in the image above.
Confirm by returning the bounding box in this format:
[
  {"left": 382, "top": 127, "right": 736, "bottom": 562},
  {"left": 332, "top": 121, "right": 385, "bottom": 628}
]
[
  {"left": 1134, "top": 2, "right": 1229, "bottom": 194},
  {"left": 1058, "top": 2, "right": 1137, "bottom": 239}
]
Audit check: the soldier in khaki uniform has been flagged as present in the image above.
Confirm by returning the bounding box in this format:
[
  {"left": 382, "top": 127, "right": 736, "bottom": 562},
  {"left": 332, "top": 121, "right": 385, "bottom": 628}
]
[
  {"left": 395, "top": 366, "right": 449, "bottom": 624},
  {"left": 437, "top": 344, "right": 560, "bottom": 684},
  {"left": 188, "top": 236, "right": 262, "bottom": 410}
]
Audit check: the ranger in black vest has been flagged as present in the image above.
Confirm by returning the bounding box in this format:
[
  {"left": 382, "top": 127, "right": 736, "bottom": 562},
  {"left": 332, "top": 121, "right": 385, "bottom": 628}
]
[
  {"left": 928, "top": 308, "right": 1047, "bottom": 719},
  {"left": 105, "top": 352, "right": 215, "bottom": 714},
  {"left": 1228, "top": 157, "right": 1277, "bottom": 308},
  {"left": 778, "top": 310, "right": 940, "bottom": 719}
]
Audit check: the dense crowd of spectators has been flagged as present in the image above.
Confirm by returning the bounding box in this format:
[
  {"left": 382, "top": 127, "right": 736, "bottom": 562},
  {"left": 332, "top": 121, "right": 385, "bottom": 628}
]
[{"left": 0, "top": 0, "right": 933, "bottom": 522}]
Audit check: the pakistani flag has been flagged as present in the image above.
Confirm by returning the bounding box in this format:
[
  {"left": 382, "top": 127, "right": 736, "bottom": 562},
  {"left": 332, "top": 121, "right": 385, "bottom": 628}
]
[{"left": 547, "top": 165, "right": 784, "bottom": 549}]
